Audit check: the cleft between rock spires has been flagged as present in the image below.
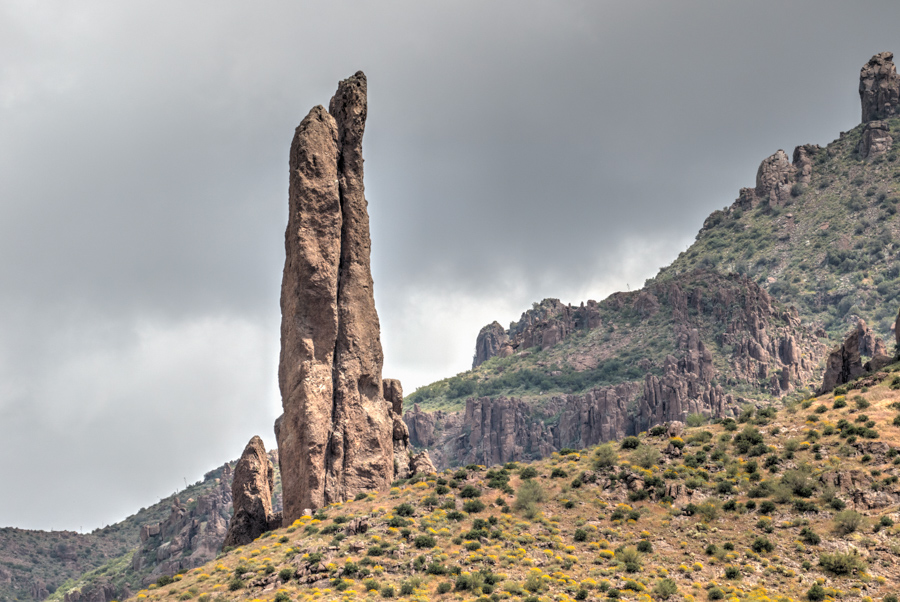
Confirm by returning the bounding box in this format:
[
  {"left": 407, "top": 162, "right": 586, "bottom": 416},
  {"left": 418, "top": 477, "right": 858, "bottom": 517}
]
[{"left": 275, "top": 72, "right": 432, "bottom": 525}]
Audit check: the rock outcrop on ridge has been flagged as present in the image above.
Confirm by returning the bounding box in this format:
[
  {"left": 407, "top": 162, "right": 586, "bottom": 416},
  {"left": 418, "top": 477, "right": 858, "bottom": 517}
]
[
  {"left": 860, "top": 51, "right": 900, "bottom": 123},
  {"left": 222, "top": 436, "right": 280, "bottom": 548},
  {"left": 276, "top": 72, "right": 420, "bottom": 523},
  {"left": 819, "top": 320, "right": 893, "bottom": 393}
]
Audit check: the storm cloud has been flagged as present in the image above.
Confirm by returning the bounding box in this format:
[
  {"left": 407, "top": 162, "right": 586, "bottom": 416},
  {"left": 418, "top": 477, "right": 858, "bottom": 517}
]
[{"left": 1, "top": 0, "right": 896, "bottom": 530}]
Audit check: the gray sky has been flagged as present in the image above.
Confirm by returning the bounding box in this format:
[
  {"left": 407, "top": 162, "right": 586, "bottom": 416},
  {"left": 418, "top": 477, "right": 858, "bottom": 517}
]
[{"left": 1, "top": 0, "right": 896, "bottom": 531}]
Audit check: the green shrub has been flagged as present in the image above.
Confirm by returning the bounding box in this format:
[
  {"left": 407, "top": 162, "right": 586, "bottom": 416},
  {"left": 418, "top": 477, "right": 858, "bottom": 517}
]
[
  {"left": 278, "top": 567, "right": 295, "bottom": 581},
  {"left": 414, "top": 534, "right": 436, "bottom": 548},
  {"left": 459, "top": 485, "right": 481, "bottom": 498},
  {"left": 437, "top": 582, "right": 452, "bottom": 594},
  {"left": 156, "top": 576, "right": 175, "bottom": 587},
  {"left": 633, "top": 445, "right": 661, "bottom": 469},
  {"left": 819, "top": 551, "right": 866, "bottom": 575},
  {"left": 380, "top": 584, "right": 395, "bottom": 598},
  {"left": 724, "top": 566, "right": 741, "bottom": 579},
  {"left": 833, "top": 509, "right": 865, "bottom": 534},
  {"left": 807, "top": 584, "right": 826, "bottom": 601},
  {"left": 593, "top": 443, "right": 618, "bottom": 469},
  {"left": 800, "top": 527, "right": 821, "bottom": 545},
  {"left": 708, "top": 586, "right": 725, "bottom": 600},
  {"left": 573, "top": 528, "right": 588, "bottom": 542},
  {"left": 274, "top": 593, "right": 290, "bottom": 602},
  {"left": 652, "top": 578, "right": 678, "bottom": 600},
  {"left": 394, "top": 502, "right": 415, "bottom": 516},
  {"left": 514, "top": 479, "right": 546, "bottom": 519},
  {"left": 751, "top": 536, "right": 774, "bottom": 554},
  {"left": 550, "top": 467, "right": 568, "bottom": 478},
  {"left": 686, "top": 413, "right": 707, "bottom": 427},
  {"left": 462, "top": 499, "right": 485, "bottom": 513},
  {"left": 621, "top": 436, "right": 641, "bottom": 449},
  {"left": 519, "top": 466, "right": 538, "bottom": 479},
  {"left": 637, "top": 539, "right": 653, "bottom": 553},
  {"left": 228, "top": 578, "right": 243, "bottom": 591}
]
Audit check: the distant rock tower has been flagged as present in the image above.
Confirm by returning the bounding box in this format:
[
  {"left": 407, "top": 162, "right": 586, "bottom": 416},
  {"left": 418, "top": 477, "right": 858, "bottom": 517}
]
[
  {"left": 275, "top": 72, "right": 422, "bottom": 524},
  {"left": 860, "top": 51, "right": 900, "bottom": 123}
]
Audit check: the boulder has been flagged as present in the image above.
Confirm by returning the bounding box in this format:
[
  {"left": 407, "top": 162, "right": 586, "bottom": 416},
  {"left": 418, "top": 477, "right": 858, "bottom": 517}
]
[{"left": 223, "top": 436, "right": 278, "bottom": 548}]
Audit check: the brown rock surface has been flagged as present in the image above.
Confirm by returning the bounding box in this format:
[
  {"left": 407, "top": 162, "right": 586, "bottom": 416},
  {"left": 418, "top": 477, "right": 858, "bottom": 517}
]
[
  {"left": 860, "top": 51, "right": 900, "bottom": 123},
  {"left": 276, "top": 72, "right": 400, "bottom": 522},
  {"left": 473, "top": 322, "right": 509, "bottom": 368},
  {"left": 858, "top": 120, "right": 893, "bottom": 158},
  {"left": 754, "top": 149, "right": 795, "bottom": 207},
  {"left": 223, "top": 436, "right": 278, "bottom": 548},
  {"left": 819, "top": 320, "right": 887, "bottom": 393}
]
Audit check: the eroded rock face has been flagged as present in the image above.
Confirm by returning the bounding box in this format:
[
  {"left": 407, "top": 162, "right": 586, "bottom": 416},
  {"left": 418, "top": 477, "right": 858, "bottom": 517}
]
[
  {"left": 277, "top": 72, "right": 419, "bottom": 522},
  {"left": 473, "top": 322, "right": 509, "bottom": 368},
  {"left": 859, "top": 120, "right": 893, "bottom": 158},
  {"left": 472, "top": 300, "right": 602, "bottom": 365},
  {"left": 733, "top": 145, "right": 820, "bottom": 210},
  {"left": 819, "top": 320, "right": 889, "bottom": 393},
  {"left": 860, "top": 51, "right": 900, "bottom": 123},
  {"left": 754, "top": 149, "right": 795, "bottom": 207},
  {"left": 384, "top": 378, "right": 412, "bottom": 479},
  {"left": 132, "top": 473, "right": 233, "bottom": 583},
  {"left": 223, "top": 436, "right": 279, "bottom": 548}
]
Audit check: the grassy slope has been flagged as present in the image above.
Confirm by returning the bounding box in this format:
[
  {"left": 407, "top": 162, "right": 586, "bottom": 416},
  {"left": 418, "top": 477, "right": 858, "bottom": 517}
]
[
  {"left": 663, "top": 119, "right": 900, "bottom": 343},
  {"left": 131, "top": 364, "right": 900, "bottom": 602}
]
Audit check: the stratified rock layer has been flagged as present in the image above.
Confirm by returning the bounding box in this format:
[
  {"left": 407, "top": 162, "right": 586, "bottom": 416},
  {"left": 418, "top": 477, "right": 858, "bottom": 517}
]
[
  {"left": 276, "top": 72, "right": 403, "bottom": 523},
  {"left": 223, "top": 436, "right": 279, "bottom": 548}
]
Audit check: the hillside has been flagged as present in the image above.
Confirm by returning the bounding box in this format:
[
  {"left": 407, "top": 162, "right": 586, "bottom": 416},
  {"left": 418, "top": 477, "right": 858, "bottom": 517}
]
[
  {"left": 0, "top": 468, "right": 227, "bottom": 602},
  {"left": 121, "top": 363, "right": 900, "bottom": 602},
  {"left": 399, "top": 53, "right": 900, "bottom": 470},
  {"left": 663, "top": 121, "right": 900, "bottom": 343}
]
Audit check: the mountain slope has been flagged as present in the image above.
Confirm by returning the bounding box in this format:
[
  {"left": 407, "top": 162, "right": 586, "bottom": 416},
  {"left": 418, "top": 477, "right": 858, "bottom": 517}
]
[
  {"left": 118, "top": 366, "right": 900, "bottom": 602},
  {"left": 664, "top": 121, "right": 900, "bottom": 343},
  {"left": 400, "top": 54, "right": 900, "bottom": 470}
]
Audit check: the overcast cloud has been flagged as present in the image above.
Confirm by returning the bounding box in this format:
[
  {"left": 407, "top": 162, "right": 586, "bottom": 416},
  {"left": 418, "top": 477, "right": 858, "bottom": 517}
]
[{"left": 1, "top": 0, "right": 898, "bottom": 530}]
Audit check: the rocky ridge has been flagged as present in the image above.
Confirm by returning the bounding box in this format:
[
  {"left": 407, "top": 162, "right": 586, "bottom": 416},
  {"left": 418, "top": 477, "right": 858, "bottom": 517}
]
[{"left": 408, "top": 270, "right": 825, "bottom": 469}]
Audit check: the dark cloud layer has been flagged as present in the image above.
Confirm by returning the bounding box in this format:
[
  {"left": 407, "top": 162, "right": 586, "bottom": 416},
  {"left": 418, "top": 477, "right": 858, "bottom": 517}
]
[{"left": 1, "top": 0, "right": 898, "bottom": 530}]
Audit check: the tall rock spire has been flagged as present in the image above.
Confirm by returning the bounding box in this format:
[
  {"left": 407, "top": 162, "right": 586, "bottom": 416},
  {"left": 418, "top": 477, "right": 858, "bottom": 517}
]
[
  {"left": 860, "top": 51, "right": 900, "bottom": 123},
  {"left": 275, "top": 72, "right": 395, "bottom": 523}
]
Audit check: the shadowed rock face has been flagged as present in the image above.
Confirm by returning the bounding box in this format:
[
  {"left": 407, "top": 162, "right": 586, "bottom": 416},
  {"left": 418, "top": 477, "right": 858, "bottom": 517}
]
[
  {"left": 223, "top": 436, "right": 279, "bottom": 548},
  {"left": 276, "top": 72, "right": 398, "bottom": 523},
  {"left": 819, "top": 320, "right": 892, "bottom": 393}
]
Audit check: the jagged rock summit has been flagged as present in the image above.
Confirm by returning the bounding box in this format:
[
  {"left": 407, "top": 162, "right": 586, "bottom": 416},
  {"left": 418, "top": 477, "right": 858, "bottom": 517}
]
[
  {"left": 222, "top": 436, "right": 279, "bottom": 548},
  {"left": 275, "top": 72, "right": 428, "bottom": 524}
]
